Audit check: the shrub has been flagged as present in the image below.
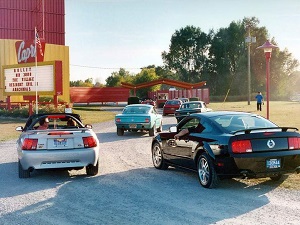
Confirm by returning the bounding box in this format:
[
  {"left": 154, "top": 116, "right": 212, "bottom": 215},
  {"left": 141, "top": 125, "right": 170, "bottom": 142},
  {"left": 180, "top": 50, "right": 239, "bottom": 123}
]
[{"left": 0, "top": 104, "right": 65, "bottom": 118}]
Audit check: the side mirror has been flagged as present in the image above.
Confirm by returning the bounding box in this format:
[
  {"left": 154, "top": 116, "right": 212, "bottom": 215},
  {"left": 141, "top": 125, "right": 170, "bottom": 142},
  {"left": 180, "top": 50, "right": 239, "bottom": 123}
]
[
  {"left": 85, "top": 124, "right": 93, "bottom": 129},
  {"left": 15, "top": 126, "right": 23, "bottom": 132},
  {"left": 169, "top": 126, "right": 177, "bottom": 133}
]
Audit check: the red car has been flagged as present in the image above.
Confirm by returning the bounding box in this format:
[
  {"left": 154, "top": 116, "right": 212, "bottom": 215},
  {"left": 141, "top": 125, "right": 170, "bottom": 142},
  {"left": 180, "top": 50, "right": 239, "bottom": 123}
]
[{"left": 162, "top": 99, "right": 182, "bottom": 116}]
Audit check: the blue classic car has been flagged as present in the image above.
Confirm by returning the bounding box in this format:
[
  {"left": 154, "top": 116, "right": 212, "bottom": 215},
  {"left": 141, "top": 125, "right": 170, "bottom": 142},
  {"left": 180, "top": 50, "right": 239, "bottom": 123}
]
[{"left": 115, "top": 104, "right": 163, "bottom": 136}]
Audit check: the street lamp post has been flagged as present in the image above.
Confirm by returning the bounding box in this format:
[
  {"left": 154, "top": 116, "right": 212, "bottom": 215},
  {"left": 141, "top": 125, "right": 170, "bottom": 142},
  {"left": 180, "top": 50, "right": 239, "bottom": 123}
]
[
  {"left": 257, "top": 40, "right": 278, "bottom": 119},
  {"left": 245, "top": 26, "right": 256, "bottom": 105}
]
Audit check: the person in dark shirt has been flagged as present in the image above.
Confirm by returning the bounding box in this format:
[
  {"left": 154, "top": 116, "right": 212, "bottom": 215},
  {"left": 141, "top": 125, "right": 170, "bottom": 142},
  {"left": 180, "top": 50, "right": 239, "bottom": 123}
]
[
  {"left": 255, "top": 92, "right": 264, "bottom": 111},
  {"left": 174, "top": 123, "right": 205, "bottom": 140}
]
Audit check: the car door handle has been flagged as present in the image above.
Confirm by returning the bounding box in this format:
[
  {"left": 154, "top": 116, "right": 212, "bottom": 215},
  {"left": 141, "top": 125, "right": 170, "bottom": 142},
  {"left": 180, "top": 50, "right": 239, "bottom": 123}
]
[{"left": 167, "top": 139, "right": 177, "bottom": 147}]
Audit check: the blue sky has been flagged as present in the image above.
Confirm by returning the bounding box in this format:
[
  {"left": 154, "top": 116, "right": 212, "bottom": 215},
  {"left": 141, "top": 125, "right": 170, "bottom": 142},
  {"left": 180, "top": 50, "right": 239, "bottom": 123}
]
[{"left": 65, "top": 0, "right": 300, "bottom": 83}]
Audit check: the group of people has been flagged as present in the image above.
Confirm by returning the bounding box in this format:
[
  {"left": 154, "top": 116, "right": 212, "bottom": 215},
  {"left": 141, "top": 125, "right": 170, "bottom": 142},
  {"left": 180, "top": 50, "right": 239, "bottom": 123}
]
[{"left": 36, "top": 117, "right": 76, "bottom": 130}]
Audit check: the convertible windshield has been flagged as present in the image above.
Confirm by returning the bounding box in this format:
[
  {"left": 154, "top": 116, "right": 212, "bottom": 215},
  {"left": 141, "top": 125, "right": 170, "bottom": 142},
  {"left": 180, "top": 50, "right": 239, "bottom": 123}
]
[
  {"left": 123, "top": 106, "right": 150, "bottom": 114},
  {"left": 214, "top": 114, "right": 277, "bottom": 132}
]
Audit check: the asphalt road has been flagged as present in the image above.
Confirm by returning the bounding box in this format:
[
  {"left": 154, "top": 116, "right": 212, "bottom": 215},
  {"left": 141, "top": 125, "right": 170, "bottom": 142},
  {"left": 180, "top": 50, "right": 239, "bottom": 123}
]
[{"left": 1, "top": 111, "right": 300, "bottom": 225}]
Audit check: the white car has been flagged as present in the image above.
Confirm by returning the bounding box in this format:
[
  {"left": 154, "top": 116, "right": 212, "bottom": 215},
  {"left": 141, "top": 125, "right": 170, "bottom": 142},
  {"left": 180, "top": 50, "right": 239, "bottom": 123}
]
[
  {"left": 174, "top": 101, "right": 212, "bottom": 122},
  {"left": 16, "top": 113, "right": 100, "bottom": 178}
]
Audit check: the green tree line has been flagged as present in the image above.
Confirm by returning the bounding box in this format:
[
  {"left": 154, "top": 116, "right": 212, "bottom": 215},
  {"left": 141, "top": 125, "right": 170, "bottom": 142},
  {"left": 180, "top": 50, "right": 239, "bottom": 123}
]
[{"left": 71, "top": 17, "right": 300, "bottom": 100}]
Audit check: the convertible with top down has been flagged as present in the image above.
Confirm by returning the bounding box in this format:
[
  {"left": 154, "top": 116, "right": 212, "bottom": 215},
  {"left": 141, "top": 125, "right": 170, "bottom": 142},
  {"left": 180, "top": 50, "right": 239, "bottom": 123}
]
[{"left": 16, "top": 113, "right": 100, "bottom": 178}]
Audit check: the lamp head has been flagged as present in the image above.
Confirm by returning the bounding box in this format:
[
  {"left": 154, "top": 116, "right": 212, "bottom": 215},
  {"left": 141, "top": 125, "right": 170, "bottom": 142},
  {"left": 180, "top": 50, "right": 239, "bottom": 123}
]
[{"left": 257, "top": 40, "right": 278, "bottom": 53}]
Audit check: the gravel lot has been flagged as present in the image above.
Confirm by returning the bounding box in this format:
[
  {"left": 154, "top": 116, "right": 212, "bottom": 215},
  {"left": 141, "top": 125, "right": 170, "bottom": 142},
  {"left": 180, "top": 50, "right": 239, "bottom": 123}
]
[{"left": 1, "top": 110, "right": 300, "bottom": 225}]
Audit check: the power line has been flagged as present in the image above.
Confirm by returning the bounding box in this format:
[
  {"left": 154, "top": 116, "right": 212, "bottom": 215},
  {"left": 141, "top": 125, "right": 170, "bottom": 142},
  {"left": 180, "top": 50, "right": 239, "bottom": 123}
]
[{"left": 70, "top": 64, "right": 142, "bottom": 70}]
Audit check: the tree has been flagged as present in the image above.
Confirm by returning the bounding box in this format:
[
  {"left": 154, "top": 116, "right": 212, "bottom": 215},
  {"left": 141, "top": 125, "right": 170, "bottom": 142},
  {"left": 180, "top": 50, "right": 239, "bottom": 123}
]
[
  {"left": 105, "top": 68, "right": 133, "bottom": 87},
  {"left": 162, "top": 25, "right": 211, "bottom": 83},
  {"left": 70, "top": 78, "right": 94, "bottom": 87},
  {"left": 209, "top": 21, "right": 247, "bottom": 96},
  {"left": 132, "top": 68, "right": 160, "bottom": 98}
]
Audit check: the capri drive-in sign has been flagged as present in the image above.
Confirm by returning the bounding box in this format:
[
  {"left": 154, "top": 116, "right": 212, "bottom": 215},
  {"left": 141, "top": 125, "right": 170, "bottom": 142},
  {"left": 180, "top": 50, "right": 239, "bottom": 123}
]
[{"left": 2, "top": 39, "right": 63, "bottom": 96}]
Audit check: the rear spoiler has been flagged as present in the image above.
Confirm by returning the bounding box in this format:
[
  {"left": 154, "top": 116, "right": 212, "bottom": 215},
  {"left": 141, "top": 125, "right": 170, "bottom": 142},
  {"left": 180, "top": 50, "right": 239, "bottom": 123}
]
[{"left": 232, "top": 127, "right": 298, "bottom": 135}]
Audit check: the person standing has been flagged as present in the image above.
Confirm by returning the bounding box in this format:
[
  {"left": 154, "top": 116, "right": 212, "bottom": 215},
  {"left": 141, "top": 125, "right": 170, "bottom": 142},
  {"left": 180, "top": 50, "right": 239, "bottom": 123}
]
[{"left": 255, "top": 92, "right": 264, "bottom": 111}]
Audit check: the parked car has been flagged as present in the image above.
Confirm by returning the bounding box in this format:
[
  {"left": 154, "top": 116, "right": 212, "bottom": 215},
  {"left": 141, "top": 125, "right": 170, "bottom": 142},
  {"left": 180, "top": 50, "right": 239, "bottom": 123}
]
[
  {"left": 162, "top": 99, "right": 182, "bottom": 116},
  {"left": 141, "top": 99, "right": 156, "bottom": 107},
  {"left": 178, "top": 97, "right": 189, "bottom": 103},
  {"left": 115, "top": 104, "right": 162, "bottom": 136},
  {"left": 151, "top": 111, "right": 300, "bottom": 188},
  {"left": 174, "top": 101, "right": 212, "bottom": 122},
  {"left": 16, "top": 113, "right": 100, "bottom": 178}
]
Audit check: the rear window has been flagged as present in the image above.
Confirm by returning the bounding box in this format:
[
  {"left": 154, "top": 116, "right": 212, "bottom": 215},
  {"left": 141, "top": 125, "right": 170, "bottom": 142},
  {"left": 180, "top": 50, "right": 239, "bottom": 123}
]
[
  {"left": 123, "top": 106, "right": 149, "bottom": 114},
  {"left": 166, "top": 100, "right": 181, "bottom": 105},
  {"left": 214, "top": 115, "right": 277, "bottom": 132},
  {"left": 181, "top": 103, "right": 202, "bottom": 109}
]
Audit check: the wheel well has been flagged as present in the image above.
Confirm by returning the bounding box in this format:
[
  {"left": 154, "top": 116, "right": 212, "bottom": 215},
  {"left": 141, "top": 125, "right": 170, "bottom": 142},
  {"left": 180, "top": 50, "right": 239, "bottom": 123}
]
[{"left": 194, "top": 146, "right": 216, "bottom": 168}]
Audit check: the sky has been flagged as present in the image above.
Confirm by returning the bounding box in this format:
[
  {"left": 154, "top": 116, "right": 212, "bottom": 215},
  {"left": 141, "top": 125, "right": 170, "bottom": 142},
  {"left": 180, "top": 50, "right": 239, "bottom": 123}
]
[{"left": 65, "top": 0, "right": 300, "bottom": 84}]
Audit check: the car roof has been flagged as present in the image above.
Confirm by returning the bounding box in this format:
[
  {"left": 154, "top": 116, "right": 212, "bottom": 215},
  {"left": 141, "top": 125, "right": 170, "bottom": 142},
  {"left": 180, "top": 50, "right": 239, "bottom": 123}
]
[
  {"left": 191, "top": 111, "right": 254, "bottom": 118},
  {"left": 182, "top": 101, "right": 205, "bottom": 105},
  {"left": 127, "top": 104, "right": 152, "bottom": 108}
]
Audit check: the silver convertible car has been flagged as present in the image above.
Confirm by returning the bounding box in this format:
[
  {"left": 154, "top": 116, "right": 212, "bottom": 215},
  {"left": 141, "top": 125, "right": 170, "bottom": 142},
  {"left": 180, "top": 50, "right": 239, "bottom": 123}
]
[{"left": 16, "top": 113, "right": 100, "bottom": 178}]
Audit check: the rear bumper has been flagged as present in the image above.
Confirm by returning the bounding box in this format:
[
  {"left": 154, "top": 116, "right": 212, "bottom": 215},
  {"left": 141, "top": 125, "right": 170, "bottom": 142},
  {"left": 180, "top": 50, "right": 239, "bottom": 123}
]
[
  {"left": 233, "top": 155, "right": 300, "bottom": 176},
  {"left": 116, "top": 123, "right": 151, "bottom": 130},
  {"left": 19, "top": 147, "right": 98, "bottom": 170},
  {"left": 163, "top": 108, "right": 178, "bottom": 114}
]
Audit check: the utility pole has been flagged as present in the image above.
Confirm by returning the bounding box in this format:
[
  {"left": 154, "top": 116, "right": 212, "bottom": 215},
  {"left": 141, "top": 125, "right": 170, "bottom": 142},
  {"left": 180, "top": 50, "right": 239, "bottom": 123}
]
[{"left": 245, "top": 25, "right": 256, "bottom": 105}]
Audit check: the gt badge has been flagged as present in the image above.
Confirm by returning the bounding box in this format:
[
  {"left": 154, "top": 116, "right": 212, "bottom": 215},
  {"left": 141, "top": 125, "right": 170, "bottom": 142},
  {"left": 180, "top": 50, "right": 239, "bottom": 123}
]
[{"left": 267, "top": 139, "right": 275, "bottom": 148}]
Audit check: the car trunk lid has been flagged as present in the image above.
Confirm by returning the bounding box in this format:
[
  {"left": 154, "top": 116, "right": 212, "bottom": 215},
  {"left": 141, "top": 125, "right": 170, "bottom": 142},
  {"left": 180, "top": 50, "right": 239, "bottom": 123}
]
[
  {"left": 229, "top": 127, "right": 300, "bottom": 154},
  {"left": 29, "top": 129, "right": 93, "bottom": 150}
]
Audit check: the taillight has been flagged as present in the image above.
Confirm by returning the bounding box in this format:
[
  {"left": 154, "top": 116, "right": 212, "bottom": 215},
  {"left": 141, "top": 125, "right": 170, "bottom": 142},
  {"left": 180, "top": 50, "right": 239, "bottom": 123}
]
[
  {"left": 231, "top": 140, "right": 252, "bottom": 153},
  {"left": 145, "top": 118, "right": 150, "bottom": 123},
  {"left": 22, "top": 138, "right": 38, "bottom": 150},
  {"left": 288, "top": 137, "right": 300, "bottom": 149},
  {"left": 82, "top": 136, "right": 97, "bottom": 148},
  {"left": 116, "top": 118, "right": 121, "bottom": 123}
]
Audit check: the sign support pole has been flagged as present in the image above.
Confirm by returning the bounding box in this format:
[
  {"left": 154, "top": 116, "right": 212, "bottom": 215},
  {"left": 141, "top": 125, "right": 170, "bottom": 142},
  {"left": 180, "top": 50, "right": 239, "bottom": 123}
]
[{"left": 35, "top": 27, "right": 38, "bottom": 114}]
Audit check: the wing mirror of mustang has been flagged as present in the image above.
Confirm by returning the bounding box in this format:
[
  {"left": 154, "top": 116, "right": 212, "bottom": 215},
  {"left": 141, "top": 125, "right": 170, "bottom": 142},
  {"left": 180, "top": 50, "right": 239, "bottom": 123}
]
[{"left": 169, "top": 126, "right": 177, "bottom": 133}]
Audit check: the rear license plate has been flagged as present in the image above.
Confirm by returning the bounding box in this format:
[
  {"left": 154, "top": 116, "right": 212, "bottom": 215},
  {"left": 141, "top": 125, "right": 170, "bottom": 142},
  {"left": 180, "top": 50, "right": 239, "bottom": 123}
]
[
  {"left": 129, "top": 124, "right": 137, "bottom": 128},
  {"left": 266, "top": 158, "right": 281, "bottom": 169},
  {"left": 54, "top": 138, "right": 68, "bottom": 147}
]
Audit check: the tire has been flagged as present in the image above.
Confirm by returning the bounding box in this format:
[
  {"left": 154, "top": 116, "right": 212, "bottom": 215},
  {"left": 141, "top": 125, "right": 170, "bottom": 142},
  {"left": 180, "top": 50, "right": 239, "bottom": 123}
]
[
  {"left": 86, "top": 159, "right": 99, "bottom": 176},
  {"left": 152, "top": 142, "right": 168, "bottom": 170},
  {"left": 117, "top": 128, "right": 124, "bottom": 136},
  {"left": 18, "top": 160, "right": 30, "bottom": 178},
  {"left": 270, "top": 174, "right": 282, "bottom": 181},
  {"left": 197, "top": 153, "right": 219, "bottom": 188},
  {"left": 157, "top": 121, "right": 162, "bottom": 132},
  {"left": 149, "top": 125, "right": 155, "bottom": 136}
]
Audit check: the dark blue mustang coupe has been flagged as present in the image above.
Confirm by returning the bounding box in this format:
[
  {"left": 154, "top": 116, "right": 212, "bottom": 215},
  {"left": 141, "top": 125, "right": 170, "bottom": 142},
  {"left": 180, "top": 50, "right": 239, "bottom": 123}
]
[{"left": 151, "top": 111, "right": 300, "bottom": 188}]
